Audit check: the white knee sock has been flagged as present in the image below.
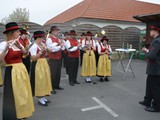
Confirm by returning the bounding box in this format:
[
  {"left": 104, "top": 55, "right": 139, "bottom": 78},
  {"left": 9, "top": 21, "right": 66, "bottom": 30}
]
[
  {"left": 39, "top": 98, "right": 45, "bottom": 104},
  {"left": 42, "top": 97, "right": 47, "bottom": 102}
]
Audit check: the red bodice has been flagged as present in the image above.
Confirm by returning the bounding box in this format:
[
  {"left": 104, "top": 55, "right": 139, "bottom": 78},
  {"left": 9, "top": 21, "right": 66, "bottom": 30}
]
[
  {"left": 48, "top": 36, "right": 62, "bottom": 60},
  {"left": 68, "top": 38, "right": 79, "bottom": 58},
  {"left": 85, "top": 39, "right": 93, "bottom": 46},
  {"left": 19, "top": 37, "right": 30, "bottom": 48},
  {"left": 100, "top": 43, "right": 106, "bottom": 52},
  {"left": 37, "top": 47, "right": 46, "bottom": 58},
  {"left": 5, "top": 48, "right": 22, "bottom": 64}
]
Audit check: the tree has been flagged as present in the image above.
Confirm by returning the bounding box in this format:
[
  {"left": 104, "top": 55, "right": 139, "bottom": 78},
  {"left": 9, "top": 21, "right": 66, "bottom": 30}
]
[{"left": 1, "top": 8, "right": 29, "bottom": 24}]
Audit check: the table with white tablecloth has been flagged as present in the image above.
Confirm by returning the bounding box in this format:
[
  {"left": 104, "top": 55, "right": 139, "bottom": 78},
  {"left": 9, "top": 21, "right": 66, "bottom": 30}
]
[{"left": 115, "top": 48, "right": 136, "bottom": 79}]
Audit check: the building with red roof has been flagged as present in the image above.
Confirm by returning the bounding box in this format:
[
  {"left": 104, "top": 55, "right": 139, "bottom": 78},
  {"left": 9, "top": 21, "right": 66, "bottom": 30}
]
[{"left": 44, "top": 0, "right": 160, "bottom": 49}]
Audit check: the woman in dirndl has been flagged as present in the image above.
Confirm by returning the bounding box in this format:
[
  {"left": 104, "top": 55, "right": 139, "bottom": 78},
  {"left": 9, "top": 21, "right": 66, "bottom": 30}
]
[
  {"left": 81, "top": 31, "right": 97, "bottom": 83},
  {"left": 30, "top": 31, "right": 52, "bottom": 106},
  {"left": 0, "top": 22, "right": 34, "bottom": 120},
  {"left": 97, "top": 36, "right": 112, "bottom": 82},
  {"left": 0, "top": 65, "right": 3, "bottom": 86}
]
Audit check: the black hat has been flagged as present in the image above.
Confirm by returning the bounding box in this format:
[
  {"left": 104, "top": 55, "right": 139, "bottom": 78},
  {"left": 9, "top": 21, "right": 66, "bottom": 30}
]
[
  {"left": 50, "top": 26, "right": 60, "bottom": 33},
  {"left": 101, "top": 36, "right": 109, "bottom": 42},
  {"left": 33, "top": 31, "right": 45, "bottom": 38},
  {"left": 69, "top": 30, "right": 77, "bottom": 36},
  {"left": 41, "top": 31, "right": 45, "bottom": 35},
  {"left": 149, "top": 22, "right": 160, "bottom": 31},
  {"left": 64, "top": 32, "right": 69, "bottom": 36},
  {"left": 81, "top": 32, "right": 86, "bottom": 36},
  {"left": 3, "top": 22, "right": 19, "bottom": 34},
  {"left": 86, "top": 31, "right": 94, "bottom": 36},
  {"left": 19, "top": 28, "right": 28, "bottom": 35}
]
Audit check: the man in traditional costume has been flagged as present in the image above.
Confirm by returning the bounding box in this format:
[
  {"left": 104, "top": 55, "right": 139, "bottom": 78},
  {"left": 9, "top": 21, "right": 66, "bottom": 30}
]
[
  {"left": 19, "top": 28, "right": 31, "bottom": 73},
  {"left": 46, "top": 26, "right": 65, "bottom": 92},
  {"left": 65, "top": 30, "right": 81, "bottom": 86}
]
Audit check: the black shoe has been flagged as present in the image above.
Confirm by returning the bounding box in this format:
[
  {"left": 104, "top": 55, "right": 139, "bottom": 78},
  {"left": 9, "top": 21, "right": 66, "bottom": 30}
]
[
  {"left": 92, "top": 81, "right": 97, "bottom": 84},
  {"left": 74, "top": 81, "right": 80, "bottom": 84},
  {"left": 38, "top": 101, "right": 48, "bottom": 106},
  {"left": 104, "top": 77, "right": 109, "bottom": 82},
  {"left": 55, "top": 87, "right": 64, "bottom": 90},
  {"left": 99, "top": 78, "right": 103, "bottom": 82},
  {"left": 70, "top": 82, "right": 74, "bottom": 86},
  {"left": 139, "top": 101, "right": 151, "bottom": 107},
  {"left": 51, "top": 90, "right": 56, "bottom": 94},
  {"left": 45, "top": 100, "right": 51, "bottom": 103},
  {"left": 145, "top": 106, "right": 160, "bottom": 112},
  {"left": 85, "top": 81, "right": 90, "bottom": 83}
]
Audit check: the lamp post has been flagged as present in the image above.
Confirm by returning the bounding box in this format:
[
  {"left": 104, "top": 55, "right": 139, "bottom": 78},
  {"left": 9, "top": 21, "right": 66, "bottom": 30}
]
[{"left": 101, "top": 30, "right": 105, "bottom": 35}]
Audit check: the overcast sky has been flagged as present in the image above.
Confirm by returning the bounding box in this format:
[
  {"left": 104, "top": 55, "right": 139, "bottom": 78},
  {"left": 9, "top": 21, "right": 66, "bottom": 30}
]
[{"left": 0, "top": 0, "right": 160, "bottom": 25}]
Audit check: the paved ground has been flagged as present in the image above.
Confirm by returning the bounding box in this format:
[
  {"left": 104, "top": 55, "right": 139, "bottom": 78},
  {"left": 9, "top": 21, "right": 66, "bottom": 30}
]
[{"left": 0, "top": 59, "right": 160, "bottom": 120}]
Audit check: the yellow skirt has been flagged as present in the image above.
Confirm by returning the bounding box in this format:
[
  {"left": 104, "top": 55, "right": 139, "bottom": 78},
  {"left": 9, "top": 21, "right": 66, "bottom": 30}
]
[
  {"left": 0, "top": 66, "right": 3, "bottom": 86},
  {"left": 81, "top": 50, "right": 96, "bottom": 76},
  {"left": 97, "top": 54, "right": 111, "bottom": 76},
  {"left": 10, "top": 63, "right": 34, "bottom": 119},
  {"left": 35, "top": 58, "right": 52, "bottom": 97}
]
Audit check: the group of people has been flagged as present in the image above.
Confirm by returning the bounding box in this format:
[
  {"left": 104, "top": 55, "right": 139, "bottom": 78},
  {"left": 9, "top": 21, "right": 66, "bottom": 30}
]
[
  {"left": 0, "top": 21, "right": 160, "bottom": 120},
  {"left": 0, "top": 22, "right": 112, "bottom": 120}
]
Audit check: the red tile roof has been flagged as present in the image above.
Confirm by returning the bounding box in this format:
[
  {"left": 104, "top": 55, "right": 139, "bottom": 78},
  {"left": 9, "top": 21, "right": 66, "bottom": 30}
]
[{"left": 44, "top": 0, "right": 160, "bottom": 25}]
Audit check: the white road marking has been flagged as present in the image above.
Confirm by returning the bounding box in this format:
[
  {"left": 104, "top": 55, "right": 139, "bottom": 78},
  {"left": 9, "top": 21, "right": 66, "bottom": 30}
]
[
  {"left": 81, "top": 105, "right": 102, "bottom": 111},
  {"left": 92, "top": 97, "right": 119, "bottom": 117},
  {"left": 81, "top": 97, "right": 119, "bottom": 118}
]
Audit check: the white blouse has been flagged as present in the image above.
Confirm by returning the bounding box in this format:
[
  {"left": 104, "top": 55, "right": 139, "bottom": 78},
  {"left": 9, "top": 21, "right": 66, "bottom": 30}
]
[
  {"left": 0, "top": 41, "right": 6, "bottom": 54},
  {"left": 97, "top": 42, "right": 112, "bottom": 53},
  {"left": 81, "top": 39, "right": 96, "bottom": 48},
  {"left": 29, "top": 43, "right": 41, "bottom": 56},
  {"left": 0, "top": 41, "right": 23, "bottom": 54}
]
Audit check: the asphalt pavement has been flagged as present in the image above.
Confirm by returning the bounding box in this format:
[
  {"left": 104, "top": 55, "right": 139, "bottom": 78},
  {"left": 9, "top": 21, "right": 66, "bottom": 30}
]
[{"left": 0, "top": 59, "right": 160, "bottom": 120}]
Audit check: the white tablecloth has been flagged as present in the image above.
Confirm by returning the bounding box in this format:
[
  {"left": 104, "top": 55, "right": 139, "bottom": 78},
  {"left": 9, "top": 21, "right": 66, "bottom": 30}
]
[{"left": 115, "top": 48, "right": 136, "bottom": 52}]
